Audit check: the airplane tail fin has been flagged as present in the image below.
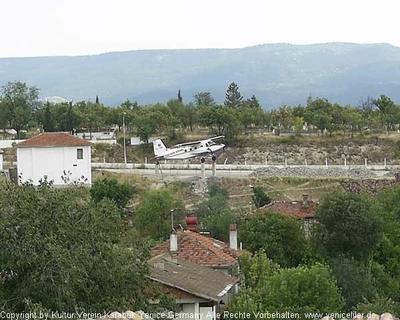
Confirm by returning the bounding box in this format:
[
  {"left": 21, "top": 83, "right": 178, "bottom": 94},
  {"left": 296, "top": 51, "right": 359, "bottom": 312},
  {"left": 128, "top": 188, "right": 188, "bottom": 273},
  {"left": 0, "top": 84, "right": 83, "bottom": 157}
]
[{"left": 153, "top": 138, "right": 168, "bottom": 157}]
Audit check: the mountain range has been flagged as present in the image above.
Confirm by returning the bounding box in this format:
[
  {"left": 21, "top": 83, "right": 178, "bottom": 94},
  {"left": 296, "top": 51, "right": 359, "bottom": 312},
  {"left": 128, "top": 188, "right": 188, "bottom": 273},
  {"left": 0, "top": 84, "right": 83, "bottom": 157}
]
[{"left": 1, "top": 42, "right": 400, "bottom": 109}]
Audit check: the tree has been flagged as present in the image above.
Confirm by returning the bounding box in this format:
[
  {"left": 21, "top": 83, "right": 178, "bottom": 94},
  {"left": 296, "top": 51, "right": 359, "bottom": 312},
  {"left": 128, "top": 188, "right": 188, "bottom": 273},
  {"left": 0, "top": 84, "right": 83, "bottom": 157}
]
[
  {"left": 177, "top": 89, "right": 183, "bottom": 103},
  {"left": 120, "top": 99, "right": 139, "bottom": 110},
  {"left": 304, "top": 98, "right": 333, "bottom": 135},
  {"left": 375, "top": 186, "right": 400, "bottom": 279},
  {"left": 0, "top": 100, "right": 8, "bottom": 130},
  {"left": 197, "top": 105, "right": 243, "bottom": 142},
  {"left": 329, "top": 255, "right": 375, "bottom": 311},
  {"left": 193, "top": 185, "right": 234, "bottom": 242},
  {"left": 224, "top": 82, "right": 243, "bottom": 108},
  {"left": 0, "top": 181, "right": 152, "bottom": 312},
  {"left": 311, "top": 191, "right": 384, "bottom": 261},
  {"left": 42, "top": 101, "right": 55, "bottom": 132},
  {"left": 251, "top": 186, "right": 271, "bottom": 208},
  {"left": 245, "top": 95, "right": 261, "bottom": 109},
  {"left": 238, "top": 106, "right": 264, "bottom": 134},
  {"left": 67, "top": 101, "right": 74, "bottom": 133},
  {"left": 90, "top": 176, "right": 136, "bottom": 208},
  {"left": 193, "top": 92, "right": 215, "bottom": 107},
  {"left": 0, "top": 81, "right": 39, "bottom": 138},
  {"left": 180, "top": 103, "right": 197, "bottom": 132},
  {"left": 135, "top": 189, "right": 184, "bottom": 241},
  {"left": 239, "top": 210, "right": 310, "bottom": 268},
  {"left": 229, "top": 252, "right": 343, "bottom": 318},
  {"left": 373, "top": 95, "right": 400, "bottom": 133},
  {"left": 133, "top": 111, "right": 158, "bottom": 145},
  {"left": 264, "top": 264, "right": 344, "bottom": 316},
  {"left": 270, "top": 106, "right": 295, "bottom": 132}
]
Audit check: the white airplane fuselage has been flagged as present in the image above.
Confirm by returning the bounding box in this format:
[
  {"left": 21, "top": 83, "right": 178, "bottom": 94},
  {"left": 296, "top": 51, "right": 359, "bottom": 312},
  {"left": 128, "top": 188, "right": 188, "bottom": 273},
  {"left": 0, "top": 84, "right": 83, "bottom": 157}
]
[
  {"left": 153, "top": 137, "right": 225, "bottom": 161},
  {"left": 161, "top": 144, "right": 225, "bottom": 160}
]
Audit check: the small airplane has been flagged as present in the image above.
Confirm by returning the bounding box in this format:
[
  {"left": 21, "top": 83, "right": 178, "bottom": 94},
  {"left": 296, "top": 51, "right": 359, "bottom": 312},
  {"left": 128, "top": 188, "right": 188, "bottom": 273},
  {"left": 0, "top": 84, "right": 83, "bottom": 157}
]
[{"left": 153, "top": 136, "right": 225, "bottom": 162}]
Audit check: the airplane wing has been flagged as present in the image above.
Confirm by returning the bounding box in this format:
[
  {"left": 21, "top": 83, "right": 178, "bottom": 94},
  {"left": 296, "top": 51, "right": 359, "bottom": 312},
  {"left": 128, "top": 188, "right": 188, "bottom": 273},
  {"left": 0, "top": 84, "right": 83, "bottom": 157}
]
[
  {"left": 172, "top": 140, "right": 202, "bottom": 148},
  {"left": 209, "top": 135, "right": 225, "bottom": 141},
  {"left": 171, "top": 136, "right": 224, "bottom": 148}
]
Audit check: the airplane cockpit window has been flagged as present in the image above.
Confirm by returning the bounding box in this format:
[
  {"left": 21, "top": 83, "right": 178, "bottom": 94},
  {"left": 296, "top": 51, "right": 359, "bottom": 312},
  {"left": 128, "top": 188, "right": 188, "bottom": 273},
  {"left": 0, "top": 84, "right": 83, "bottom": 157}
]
[{"left": 205, "top": 143, "right": 209, "bottom": 147}]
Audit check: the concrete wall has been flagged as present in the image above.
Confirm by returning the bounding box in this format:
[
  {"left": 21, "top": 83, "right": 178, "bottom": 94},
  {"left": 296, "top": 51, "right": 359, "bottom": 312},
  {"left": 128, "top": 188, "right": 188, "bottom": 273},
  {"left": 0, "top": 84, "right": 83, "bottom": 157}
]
[
  {"left": 17, "top": 146, "right": 91, "bottom": 185},
  {"left": 91, "top": 162, "right": 400, "bottom": 171}
]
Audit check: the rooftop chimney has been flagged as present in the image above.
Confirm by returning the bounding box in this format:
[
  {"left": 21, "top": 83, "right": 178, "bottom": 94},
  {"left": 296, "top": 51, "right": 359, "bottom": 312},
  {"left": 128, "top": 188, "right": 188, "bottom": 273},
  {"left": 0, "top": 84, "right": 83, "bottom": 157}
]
[
  {"left": 170, "top": 231, "right": 178, "bottom": 252},
  {"left": 185, "top": 216, "right": 198, "bottom": 232},
  {"left": 302, "top": 194, "right": 309, "bottom": 208},
  {"left": 229, "top": 224, "right": 238, "bottom": 250}
]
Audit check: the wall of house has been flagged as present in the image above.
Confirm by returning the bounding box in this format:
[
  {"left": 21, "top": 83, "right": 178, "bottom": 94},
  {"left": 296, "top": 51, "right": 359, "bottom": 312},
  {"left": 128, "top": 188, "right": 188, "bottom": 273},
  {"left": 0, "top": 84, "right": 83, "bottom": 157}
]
[
  {"left": 180, "top": 303, "right": 199, "bottom": 320},
  {"left": 17, "top": 146, "right": 91, "bottom": 185},
  {"left": 199, "top": 306, "right": 215, "bottom": 320},
  {"left": 179, "top": 303, "right": 216, "bottom": 320}
]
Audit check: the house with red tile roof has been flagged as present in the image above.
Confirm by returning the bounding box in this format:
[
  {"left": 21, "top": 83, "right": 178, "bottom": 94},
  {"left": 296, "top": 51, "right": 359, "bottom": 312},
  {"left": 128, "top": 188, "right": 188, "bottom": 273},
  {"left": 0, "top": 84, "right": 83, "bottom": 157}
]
[
  {"left": 150, "top": 219, "right": 242, "bottom": 319},
  {"left": 148, "top": 254, "right": 238, "bottom": 320},
  {"left": 151, "top": 221, "right": 241, "bottom": 275},
  {"left": 261, "top": 194, "right": 318, "bottom": 237},
  {"left": 16, "top": 132, "right": 92, "bottom": 185}
]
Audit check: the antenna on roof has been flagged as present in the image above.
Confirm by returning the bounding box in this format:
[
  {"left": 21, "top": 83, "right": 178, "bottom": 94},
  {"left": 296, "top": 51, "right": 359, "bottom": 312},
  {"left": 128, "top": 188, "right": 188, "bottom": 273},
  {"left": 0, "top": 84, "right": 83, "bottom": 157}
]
[{"left": 170, "top": 209, "right": 176, "bottom": 232}]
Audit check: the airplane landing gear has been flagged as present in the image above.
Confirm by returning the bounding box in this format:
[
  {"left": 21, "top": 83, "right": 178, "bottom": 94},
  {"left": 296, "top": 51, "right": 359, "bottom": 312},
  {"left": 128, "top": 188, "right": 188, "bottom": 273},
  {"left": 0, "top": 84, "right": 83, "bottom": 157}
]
[
  {"left": 212, "top": 155, "right": 216, "bottom": 162},
  {"left": 201, "top": 157, "right": 206, "bottom": 163}
]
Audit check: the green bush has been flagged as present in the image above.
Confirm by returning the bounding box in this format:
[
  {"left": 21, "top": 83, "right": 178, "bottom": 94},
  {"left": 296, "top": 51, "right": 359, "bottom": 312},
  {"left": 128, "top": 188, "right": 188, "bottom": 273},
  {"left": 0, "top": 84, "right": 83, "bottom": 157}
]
[{"left": 90, "top": 177, "right": 135, "bottom": 208}]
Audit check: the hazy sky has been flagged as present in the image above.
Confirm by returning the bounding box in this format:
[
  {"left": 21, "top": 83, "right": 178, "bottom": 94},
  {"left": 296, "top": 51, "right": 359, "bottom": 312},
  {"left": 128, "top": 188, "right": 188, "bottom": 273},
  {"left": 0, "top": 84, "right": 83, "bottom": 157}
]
[{"left": 1, "top": 0, "right": 399, "bottom": 58}]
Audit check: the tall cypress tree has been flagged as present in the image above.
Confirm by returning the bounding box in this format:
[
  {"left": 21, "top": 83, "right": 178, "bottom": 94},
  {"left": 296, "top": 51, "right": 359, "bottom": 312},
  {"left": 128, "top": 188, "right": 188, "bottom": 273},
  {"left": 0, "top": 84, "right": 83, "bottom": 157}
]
[
  {"left": 177, "top": 89, "right": 183, "bottom": 103},
  {"left": 67, "top": 101, "right": 74, "bottom": 134},
  {"left": 43, "top": 101, "right": 55, "bottom": 132}
]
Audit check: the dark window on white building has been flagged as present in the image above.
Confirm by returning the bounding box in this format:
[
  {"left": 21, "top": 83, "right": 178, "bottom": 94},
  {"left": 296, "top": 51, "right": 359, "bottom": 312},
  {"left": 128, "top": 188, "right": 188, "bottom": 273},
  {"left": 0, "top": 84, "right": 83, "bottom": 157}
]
[{"left": 77, "top": 148, "right": 83, "bottom": 159}]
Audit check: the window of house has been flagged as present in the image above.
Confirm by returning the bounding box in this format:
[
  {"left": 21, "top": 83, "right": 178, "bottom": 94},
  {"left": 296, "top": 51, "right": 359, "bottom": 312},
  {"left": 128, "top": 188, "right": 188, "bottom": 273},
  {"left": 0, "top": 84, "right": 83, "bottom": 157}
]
[{"left": 77, "top": 148, "right": 83, "bottom": 159}]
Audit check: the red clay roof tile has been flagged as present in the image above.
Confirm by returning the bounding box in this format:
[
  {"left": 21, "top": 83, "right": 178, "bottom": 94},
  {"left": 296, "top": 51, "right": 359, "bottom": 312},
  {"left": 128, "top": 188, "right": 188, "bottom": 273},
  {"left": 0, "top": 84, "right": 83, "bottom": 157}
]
[
  {"left": 151, "top": 230, "right": 241, "bottom": 267},
  {"left": 16, "top": 132, "right": 92, "bottom": 148}
]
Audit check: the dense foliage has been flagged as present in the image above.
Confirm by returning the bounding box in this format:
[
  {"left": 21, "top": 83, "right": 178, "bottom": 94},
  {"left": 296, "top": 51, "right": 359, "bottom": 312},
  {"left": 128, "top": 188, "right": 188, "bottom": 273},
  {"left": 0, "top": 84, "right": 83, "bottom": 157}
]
[
  {"left": 311, "top": 191, "right": 384, "bottom": 260},
  {"left": 134, "top": 189, "right": 185, "bottom": 241},
  {"left": 2, "top": 81, "right": 400, "bottom": 146},
  {"left": 229, "top": 252, "right": 343, "bottom": 319},
  {"left": 0, "top": 181, "right": 153, "bottom": 312},
  {"left": 90, "top": 176, "right": 136, "bottom": 208},
  {"left": 193, "top": 184, "right": 236, "bottom": 242},
  {"left": 239, "top": 210, "right": 310, "bottom": 268},
  {"left": 251, "top": 186, "right": 272, "bottom": 208}
]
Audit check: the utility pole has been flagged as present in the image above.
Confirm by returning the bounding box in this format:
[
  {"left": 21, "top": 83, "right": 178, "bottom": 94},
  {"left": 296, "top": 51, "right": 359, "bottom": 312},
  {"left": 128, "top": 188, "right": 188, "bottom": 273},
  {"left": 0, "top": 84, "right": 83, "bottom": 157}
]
[{"left": 123, "top": 112, "right": 127, "bottom": 166}]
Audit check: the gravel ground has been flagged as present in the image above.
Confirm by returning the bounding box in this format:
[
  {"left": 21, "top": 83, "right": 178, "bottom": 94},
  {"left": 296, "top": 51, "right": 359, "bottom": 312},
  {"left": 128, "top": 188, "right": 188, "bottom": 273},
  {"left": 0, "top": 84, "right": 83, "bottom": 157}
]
[{"left": 250, "top": 166, "right": 378, "bottom": 179}]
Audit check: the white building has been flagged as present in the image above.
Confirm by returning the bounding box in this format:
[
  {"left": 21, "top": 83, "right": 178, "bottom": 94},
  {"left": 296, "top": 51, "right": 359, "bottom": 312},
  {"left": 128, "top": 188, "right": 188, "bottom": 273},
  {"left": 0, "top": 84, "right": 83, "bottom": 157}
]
[
  {"left": 16, "top": 132, "right": 92, "bottom": 186},
  {"left": 0, "top": 149, "right": 4, "bottom": 171}
]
